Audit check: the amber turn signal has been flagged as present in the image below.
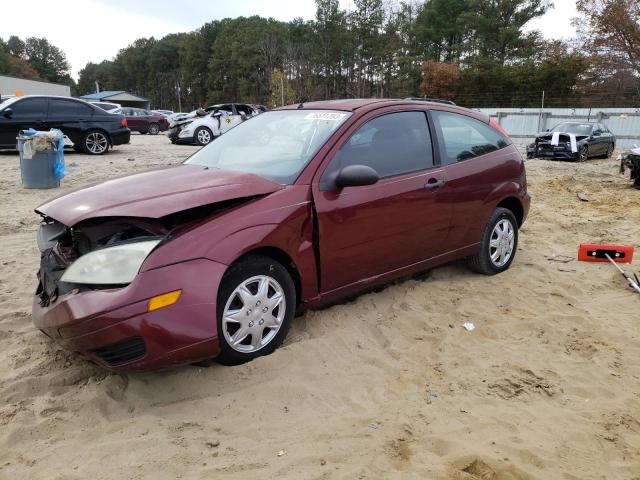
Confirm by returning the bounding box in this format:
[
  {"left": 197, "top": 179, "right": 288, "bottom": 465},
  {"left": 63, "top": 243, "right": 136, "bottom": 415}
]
[{"left": 148, "top": 290, "right": 182, "bottom": 312}]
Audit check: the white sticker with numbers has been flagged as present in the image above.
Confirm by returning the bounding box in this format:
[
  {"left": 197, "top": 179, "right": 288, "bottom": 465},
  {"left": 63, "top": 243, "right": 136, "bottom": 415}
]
[{"left": 304, "top": 112, "right": 348, "bottom": 121}]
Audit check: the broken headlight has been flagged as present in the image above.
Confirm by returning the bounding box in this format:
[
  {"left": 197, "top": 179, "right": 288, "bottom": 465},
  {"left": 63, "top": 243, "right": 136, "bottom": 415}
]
[{"left": 60, "top": 239, "right": 160, "bottom": 285}]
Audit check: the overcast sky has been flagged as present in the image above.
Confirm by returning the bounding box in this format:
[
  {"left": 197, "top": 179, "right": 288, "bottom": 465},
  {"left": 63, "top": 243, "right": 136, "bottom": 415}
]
[{"left": 2, "top": 0, "right": 580, "bottom": 80}]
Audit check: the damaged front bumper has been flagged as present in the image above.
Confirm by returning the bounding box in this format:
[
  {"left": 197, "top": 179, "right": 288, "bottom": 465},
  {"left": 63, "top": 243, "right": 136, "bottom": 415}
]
[
  {"left": 526, "top": 142, "right": 579, "bottom": 159},
  {"left": 33, "top": 258, "right": 226, "bottom": 371},
  {"left": 619, "top": 149, "right": 640, "bottom": 188}
]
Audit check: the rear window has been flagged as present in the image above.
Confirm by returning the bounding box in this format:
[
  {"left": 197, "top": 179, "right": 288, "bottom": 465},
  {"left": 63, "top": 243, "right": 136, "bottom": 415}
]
[
  {"left": 50, "top": 99, "right": 93, "bottom": 117},
  {"left": 431, "top": 111, "right": 509, "bottom": 164}
]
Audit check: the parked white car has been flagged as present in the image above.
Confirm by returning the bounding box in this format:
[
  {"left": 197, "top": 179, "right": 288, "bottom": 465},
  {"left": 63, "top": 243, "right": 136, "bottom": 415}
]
[{"left": 168, "top": 103, "right": 262, "bottom": 145}]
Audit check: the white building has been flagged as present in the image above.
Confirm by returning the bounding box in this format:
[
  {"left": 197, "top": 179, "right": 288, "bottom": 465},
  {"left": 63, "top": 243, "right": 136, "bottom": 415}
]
[{"left": 0, "top": 75, "right": 71, "bottom": 98}]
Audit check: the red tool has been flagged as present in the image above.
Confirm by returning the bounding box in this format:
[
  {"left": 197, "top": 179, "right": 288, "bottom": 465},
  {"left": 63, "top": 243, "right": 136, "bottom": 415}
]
[{"left": 578, "top": 243, "right": 640, "bottom": 294}]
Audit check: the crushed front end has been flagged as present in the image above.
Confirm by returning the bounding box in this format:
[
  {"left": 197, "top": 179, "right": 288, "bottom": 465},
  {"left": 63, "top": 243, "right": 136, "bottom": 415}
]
[
  {"left": 527, "top": 132, "right": 586, "bottom": 159},
  {"left": 619, "top": 147, "right": 640, "bottom": 189},
  {"left": 33, "top": 216, "right": 224, "bottom": 371}
]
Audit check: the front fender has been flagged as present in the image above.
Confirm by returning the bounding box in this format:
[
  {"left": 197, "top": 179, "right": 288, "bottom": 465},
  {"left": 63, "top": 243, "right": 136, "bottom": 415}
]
[{"left": 206, "top": 223, "right": 319, "bottom": 303}]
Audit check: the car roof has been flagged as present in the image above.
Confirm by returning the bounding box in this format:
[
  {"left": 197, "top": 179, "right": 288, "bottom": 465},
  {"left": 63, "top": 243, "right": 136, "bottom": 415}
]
[{"left": 277, "top": 98, "right": 489, "bottom": 122}]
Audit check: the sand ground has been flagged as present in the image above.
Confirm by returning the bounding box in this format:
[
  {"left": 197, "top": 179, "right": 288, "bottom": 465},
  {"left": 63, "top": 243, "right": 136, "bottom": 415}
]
[{"left": 0, "top": 134, "right": 638, "bottom": 480}]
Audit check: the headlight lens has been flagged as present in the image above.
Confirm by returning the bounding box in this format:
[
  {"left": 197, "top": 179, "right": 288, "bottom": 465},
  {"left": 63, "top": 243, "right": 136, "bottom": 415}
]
[{"left": 61, "top": 240, "right": 160, "bottom": 285}]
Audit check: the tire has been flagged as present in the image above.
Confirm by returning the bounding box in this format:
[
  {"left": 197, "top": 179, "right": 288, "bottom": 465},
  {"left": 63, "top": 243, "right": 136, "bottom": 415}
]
[
  {"left": 605, "top": 143, "right": 614, "bottom": 159},
  {"left": 466, "top": 207, "right": 519, "bottom": 275},
  {"left": 578, "top": 145, "right": 588, "bottom": 162},
  {"left": 194, "top": 126, "right": 213, "bottom": 146},
  {"left": 82, "top": 130, "right": 109, "bottom": 155},
  {"left": 216, "top": 255, "right": 295, "bottom": 365},
  {"left": 139, "top": 131, "right": 148, "bottom": 135},
  {"left": 148, "top": 123, "right": 160, "bottom": 135}
]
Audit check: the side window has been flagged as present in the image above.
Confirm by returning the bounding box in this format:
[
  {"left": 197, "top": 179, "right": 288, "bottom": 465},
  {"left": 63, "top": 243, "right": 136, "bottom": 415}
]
[
  {"left": 321, "top": 111, "right": 433, "bottom": 189},
  {"left": 10, "top": 98, "right": 47, "bottom": 119},
  {"left": 431, "top": 111, "right": 509, "bottom": 164},
  {"left": 49, "top": 99, "right": 93, "bottom": 117}
]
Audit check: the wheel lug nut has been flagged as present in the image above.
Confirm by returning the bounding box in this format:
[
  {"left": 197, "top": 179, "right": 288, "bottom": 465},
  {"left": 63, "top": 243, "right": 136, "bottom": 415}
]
[
  {"left": 256, "top": 301, "right": 261, "bottom": 306},
  {"left": 249, "top": 321, "right": 254, "bottom": 327},
  {"left": 259, "top": 319, "right": 264, "bottom": 325},
  {"left": 262, "top": 307, "right": 268, "bottom": 313}
]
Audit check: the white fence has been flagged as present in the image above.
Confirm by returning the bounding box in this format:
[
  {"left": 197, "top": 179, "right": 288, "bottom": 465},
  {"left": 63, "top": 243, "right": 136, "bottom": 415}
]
[{"left": 477, "top": 107, "right": 640, "bottom": 149}]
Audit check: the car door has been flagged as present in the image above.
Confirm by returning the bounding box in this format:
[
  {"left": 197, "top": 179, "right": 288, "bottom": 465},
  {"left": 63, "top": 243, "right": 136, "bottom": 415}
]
[
  {"left": 0, "top": 97, "right": 48, "bottom": 147},
  {"left": 218, "top": 104, "right": 242, "bottom": 133},
  {"left": 593, "top": 123, "right": 611, "bottom": 154},
  {"left": 312, "top": 110, "right": 453, "bottom": 293},
  {"left": 128, "top": 108, "right": 144, "bottom": 131},
  {"left": 429, "top": 109, "right": 518, "bottom": 250},
  {"left": 47, "top": 98, "right": 94, "bottom": 145}
]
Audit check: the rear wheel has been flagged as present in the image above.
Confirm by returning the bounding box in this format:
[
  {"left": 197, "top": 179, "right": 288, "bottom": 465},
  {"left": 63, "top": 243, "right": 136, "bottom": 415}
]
[
  {"left": 82, "top": 130, "right": 109, "bottom": 155},
  {"left": 216, "top": 255, "right": 295, "bottom": 365},
  {"left": 467, "top": 207, "right": 518, "bottom": 275},
  {"left": 148, "top": 123, "right": 160, "bottom": 135},
  {"left": 605, "top": 143, "right": 614, "bottom": 158},
  {"left": 194, "top": 126, "right": 213, "bottom": 146}
]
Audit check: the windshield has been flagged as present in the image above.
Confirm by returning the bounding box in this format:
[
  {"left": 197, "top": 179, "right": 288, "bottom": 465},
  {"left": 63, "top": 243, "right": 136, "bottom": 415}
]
[
  {"left": 0, "top": 96, "right": 19, "bottom": 110},
  {"left": 185, "top": 110, "right": 351, "bottom": 184},
  {"left": 551, "top": 123, "right": 593, "bottom": 135}
]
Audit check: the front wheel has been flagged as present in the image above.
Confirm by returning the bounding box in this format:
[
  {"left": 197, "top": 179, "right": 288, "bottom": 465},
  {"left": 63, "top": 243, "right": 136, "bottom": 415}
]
[
  {"left": 82, "top": 130, "right": 109, "bottom": 155},
  {"left": 194, "top": 126, "right": 213, "bottom": 146},
  {"left": 467, "top": 207, "right": 518, "bottom": 275},
  {"left": 148, "top": 123, "right": 160, "bottom": 135},
  {"left": 578, "top": 145, "right": 589, "bottom": 162},
  {"left": 216, "top": 255, "right": 295, "bottom": 365}
]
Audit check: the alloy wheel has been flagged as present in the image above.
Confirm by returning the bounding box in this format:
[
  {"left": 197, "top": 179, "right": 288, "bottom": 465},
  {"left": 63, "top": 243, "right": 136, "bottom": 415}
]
[
  {"left": 197, "top": 128, "right": 211, "bottom": 145},
  {"left": 222, "top": 275, "right": 286, "bottom": 353},
  {"left": 489, "top": 219, "right": 515, "bottom": 268},
  {"left": 85, "top": 132, "right": 108, "bottom": 154},
  {"left": 579, "top": 146, "right": 588, "bottom": 162}
]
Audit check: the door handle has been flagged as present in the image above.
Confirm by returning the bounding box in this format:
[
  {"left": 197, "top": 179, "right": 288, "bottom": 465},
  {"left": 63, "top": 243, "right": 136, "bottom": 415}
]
[{"left": 425, "top": 178, "right": 445, "bottom": 190}]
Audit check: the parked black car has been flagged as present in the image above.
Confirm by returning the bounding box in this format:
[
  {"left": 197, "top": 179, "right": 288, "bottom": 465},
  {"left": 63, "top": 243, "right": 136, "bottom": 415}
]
[
  {"left": 0, "top": 95, "right": 130, "bottom": 155},
  {"left": 527, "top": 122, "right": 616, "bottom": 161}
]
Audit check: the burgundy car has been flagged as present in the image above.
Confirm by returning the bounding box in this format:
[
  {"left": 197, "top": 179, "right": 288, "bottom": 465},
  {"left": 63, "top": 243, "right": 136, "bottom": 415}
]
[
  {"left": 116, "top": 107, "right": 168, "bottom": 135},
  {"left": 32, "top": 99, "right": 530, "bottom": 371}
]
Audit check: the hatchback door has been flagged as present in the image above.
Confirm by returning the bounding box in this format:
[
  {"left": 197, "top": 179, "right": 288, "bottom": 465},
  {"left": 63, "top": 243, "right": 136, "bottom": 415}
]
[
  {"left": 0, "top": 97, "right": 48, "bottom": 147},
  {"left": 312, "top": 110, "right": 453, "bottom": 293}
]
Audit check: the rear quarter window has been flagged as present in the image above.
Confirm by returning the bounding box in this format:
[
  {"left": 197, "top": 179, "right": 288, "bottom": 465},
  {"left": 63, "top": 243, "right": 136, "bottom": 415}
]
[{"left": 431, "top": 110, "right": 510, "bottom": 165}]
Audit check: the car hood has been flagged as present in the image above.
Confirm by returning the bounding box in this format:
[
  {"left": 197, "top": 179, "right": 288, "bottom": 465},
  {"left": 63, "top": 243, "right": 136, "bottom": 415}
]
[{"left": 35, "top": 164, "right": 284, "bottom": 226}]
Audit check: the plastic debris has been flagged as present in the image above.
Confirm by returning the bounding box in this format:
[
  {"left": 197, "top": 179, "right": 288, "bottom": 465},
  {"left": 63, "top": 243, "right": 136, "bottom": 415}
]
[
  {"left": 462, "top": 322, "right": 475, "bottom": 331},
  {"left": 368, "top": 422, "right": 378, "bottom": 429},
  {"left": 577, "top": 192, "right": 589, "bottom": 202},
  {"left": 277, "top": 449, "right": 286, "bottom": 457}
]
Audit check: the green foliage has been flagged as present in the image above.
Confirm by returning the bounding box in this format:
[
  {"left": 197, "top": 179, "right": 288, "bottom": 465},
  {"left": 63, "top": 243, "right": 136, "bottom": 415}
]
[
  {"left": 69, "top": 0, "right": 605, "bottom": 109},
  {"left": 24, "top": 37, "right": 71, "bottom": 83}
]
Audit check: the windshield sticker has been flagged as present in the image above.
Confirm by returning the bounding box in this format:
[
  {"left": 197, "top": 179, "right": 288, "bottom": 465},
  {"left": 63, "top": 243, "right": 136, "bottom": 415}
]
[{"left": 304, "top": 112, "right": 347, "bottom": 121}]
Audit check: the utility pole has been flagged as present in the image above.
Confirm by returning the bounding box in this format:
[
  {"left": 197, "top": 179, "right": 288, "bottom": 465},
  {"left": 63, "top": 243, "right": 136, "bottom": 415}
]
[
  {"left": 537, "top": 90, "right": 545, "bottom": 132},
  {"left": 176, "top": 80, "right": 182, "bottom": 112},
  {"left": 281, "top": 75, "right": 284, "bottom": 107}
]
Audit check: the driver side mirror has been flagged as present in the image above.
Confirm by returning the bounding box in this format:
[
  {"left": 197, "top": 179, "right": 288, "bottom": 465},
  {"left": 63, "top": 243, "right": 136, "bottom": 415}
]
[
  {"left": 335, "top": 165, "right": 379, "bottom": 189},
  {"left": 2, "top": 108, "right": 13, "bottom": 118}
]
